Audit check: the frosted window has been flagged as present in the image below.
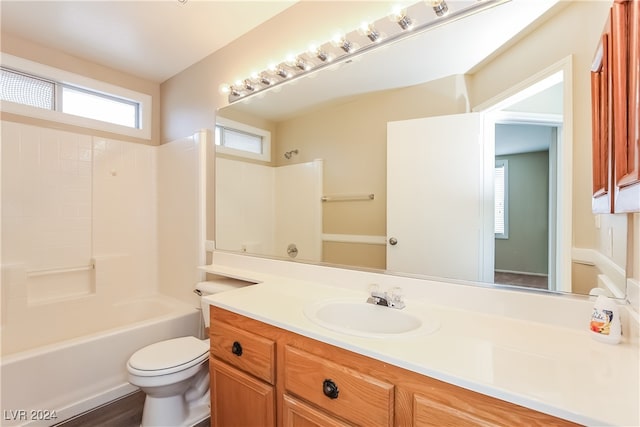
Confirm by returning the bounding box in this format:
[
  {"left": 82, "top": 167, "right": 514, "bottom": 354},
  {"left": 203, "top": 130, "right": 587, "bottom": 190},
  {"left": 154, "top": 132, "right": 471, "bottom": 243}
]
[
  {"left": 214, "top": 117, "right": 270, "bottom": 161},
  {"left": 216, "top": 125, "right": 263, "bottom": 154},
  {"left": 0, "top": 68, "right": 54, "bottom": 109}
]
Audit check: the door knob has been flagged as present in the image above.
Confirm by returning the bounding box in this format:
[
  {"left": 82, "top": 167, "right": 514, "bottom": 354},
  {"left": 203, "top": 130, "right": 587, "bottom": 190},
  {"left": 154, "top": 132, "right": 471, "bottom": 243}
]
[{"left": 388, "top": 237, "right": 398, "bottom": 246}]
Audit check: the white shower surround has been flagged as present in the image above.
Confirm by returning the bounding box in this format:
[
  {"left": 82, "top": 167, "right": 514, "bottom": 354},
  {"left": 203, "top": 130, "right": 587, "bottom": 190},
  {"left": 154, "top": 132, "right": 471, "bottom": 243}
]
[
  {"left": 215, "top": 157, "right": 323, "bottom": 261},
  {"left": 1, "top": 122, "right": 158, "bottom": 307},
  {"left": 1, "top": 121, "right": 207, "bottom": 424}
]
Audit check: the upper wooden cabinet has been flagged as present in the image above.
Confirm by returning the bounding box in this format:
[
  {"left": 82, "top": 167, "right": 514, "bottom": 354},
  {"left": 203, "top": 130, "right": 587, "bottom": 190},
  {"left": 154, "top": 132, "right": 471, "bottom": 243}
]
[
  {"left": 592, "top": 0, "right": 640, "bottom": 213},
  {"left": 591, "top": 14, "right": 612, "bottom": 213},
  {"left": 614, "top": 0, "right": 640, "bottom": 211}
]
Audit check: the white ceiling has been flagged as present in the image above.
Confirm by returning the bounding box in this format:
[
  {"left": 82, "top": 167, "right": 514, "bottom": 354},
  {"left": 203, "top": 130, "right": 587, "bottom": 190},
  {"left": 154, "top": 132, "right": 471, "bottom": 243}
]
[{"left": 0, "top": 0, "right": 297, "bottom": 83}]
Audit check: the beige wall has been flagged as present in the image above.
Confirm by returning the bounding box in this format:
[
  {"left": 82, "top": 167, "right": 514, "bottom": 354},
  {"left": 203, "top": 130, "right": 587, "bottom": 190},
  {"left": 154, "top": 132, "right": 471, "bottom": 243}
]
[{"left": 1, "top": 33, "right": 161, "bottom": 146}]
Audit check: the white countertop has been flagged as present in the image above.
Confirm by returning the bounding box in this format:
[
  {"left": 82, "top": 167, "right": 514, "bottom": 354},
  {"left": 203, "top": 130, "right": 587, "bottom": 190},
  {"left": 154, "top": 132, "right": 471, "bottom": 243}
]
[{"left": 202, "top": 266, "right": 640, "bottom": 426}]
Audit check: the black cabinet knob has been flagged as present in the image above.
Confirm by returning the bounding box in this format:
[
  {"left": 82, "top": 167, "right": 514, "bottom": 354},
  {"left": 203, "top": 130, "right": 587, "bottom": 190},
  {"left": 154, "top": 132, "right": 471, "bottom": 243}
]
[
  {"left": 322, "top": 379, "right": 339, "bottom": 399},
  {"left": 231, "top": 341, "right": 243, "bottom": 356}
]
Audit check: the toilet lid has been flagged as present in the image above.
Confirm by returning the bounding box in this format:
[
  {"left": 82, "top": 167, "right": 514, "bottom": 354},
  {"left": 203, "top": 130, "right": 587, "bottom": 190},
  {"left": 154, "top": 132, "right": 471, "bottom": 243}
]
[{"left": 128, "top": 336, "right": 209, "bottom": 372}]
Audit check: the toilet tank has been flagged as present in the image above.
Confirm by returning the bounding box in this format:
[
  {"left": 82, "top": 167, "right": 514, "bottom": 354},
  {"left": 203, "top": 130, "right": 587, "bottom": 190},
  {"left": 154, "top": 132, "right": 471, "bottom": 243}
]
[{"left": 195, "top": 277, "right": 252, "bottom": 327}]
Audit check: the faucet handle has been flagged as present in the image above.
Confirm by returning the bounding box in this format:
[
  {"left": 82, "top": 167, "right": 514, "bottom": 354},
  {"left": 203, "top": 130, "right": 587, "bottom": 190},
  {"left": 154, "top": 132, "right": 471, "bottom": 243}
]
[
  {"left": 368, "top": 283, "right": 385, "bottom": 298},
  {"left": 389, "top": 286, "right": 402, "bottom": 301},
  {"left": 388, "top": 287, "right": 405, "bottom": 309}
]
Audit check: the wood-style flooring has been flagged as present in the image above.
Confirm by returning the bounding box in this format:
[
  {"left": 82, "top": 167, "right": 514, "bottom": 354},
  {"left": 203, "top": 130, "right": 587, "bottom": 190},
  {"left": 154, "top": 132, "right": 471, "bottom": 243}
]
[
  {"left": 494, "top": 271, "right": 549, "bottom": 290},
  {"left": 53, "top": 391, "right": 210, "bottom": 427}
]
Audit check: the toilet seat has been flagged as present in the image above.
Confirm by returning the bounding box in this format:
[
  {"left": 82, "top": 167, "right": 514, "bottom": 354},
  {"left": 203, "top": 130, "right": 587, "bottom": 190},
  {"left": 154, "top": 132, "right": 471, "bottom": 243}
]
[{"left": 128, "top": 336, "right": 209, "bottom": 377}]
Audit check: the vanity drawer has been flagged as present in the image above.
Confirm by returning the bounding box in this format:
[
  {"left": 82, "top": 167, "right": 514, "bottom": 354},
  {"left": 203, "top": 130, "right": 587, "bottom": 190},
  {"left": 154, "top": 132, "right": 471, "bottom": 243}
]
[
  {"left": 284, "top": 345, "right": 394, "bottom": 426},
  {"left": 210, "top": 321, "right": 276, "bottom": 384}
]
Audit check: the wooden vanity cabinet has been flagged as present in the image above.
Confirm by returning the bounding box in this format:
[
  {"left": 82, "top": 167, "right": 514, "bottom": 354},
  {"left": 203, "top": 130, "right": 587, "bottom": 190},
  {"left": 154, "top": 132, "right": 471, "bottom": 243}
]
[
  {"left": 592, "top": 0, "right": 640, "bottom": 213},
  {"left": 209, "top": 307, "right": 578, "bottom": 427},
  {"left": 209, "top": 319, "right": 277, "bottom": 426}
]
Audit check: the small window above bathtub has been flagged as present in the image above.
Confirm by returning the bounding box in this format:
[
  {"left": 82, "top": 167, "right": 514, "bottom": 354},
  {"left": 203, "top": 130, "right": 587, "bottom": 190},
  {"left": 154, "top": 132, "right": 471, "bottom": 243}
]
[
  {"left": 0, "top": 53, "right": 151, "bottom": 140},
  {"left": 215, "top": 117, "right": 271, "bottom": 162}
]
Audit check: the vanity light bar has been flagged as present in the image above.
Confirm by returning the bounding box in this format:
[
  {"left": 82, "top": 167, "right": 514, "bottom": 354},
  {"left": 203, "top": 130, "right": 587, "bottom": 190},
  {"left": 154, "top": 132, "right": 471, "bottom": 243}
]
[{"left": 222, "top": 0, "right": 510, "bottom": 104}]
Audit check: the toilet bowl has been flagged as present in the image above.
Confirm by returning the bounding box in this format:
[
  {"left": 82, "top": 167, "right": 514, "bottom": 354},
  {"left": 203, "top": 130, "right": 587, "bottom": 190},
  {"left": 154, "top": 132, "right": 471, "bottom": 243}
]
[
  {"left": 127, "top": 336, "right": 210, "bottom": 427},
  {"left": 127, "top": 279, "right": 250, "bottom": 427}
]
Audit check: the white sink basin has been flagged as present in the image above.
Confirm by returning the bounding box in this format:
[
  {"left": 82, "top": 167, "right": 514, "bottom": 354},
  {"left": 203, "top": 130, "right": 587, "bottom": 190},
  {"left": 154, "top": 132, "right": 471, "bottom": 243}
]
[{"left": 304, "top": 298, "right": 439, "bottom": 338}]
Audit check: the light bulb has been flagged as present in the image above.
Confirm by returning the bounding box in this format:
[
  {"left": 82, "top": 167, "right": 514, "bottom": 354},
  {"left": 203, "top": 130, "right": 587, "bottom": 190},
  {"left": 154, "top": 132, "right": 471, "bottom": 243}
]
[
  {"left": 389, "top": 6, "right": 413, "bottom": 30},
  {"left": 359, "top": 22, "right": 381, "bottom": 42},
  {"left": 430, "top": 0, "right": 448, "bottom": 16},
  {"left": 332, "top": 33, "right": 355, "bottom": 53},
  {"left": 243, "top": 79, "right": 255, "bottom": 92},
  {"left": 259, "top": 73, "right": 273, "bottom": 86},
  {"left": 309, "top": 44, "right": 330, "bottom": 62}
]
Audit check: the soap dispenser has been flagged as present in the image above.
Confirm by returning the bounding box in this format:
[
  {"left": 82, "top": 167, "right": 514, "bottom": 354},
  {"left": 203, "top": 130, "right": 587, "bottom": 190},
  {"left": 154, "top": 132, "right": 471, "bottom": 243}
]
[{"left": 589, "top": 295, "right": 622, "bottom": 344}]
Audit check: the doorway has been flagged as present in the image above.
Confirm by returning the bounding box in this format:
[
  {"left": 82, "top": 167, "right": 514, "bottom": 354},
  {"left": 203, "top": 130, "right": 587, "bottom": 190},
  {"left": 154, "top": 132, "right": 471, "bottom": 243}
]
[
  {"left": 477, "top": 57, "right": 572, "bottom": 292},
  {"left": 493, "top": 121, "right": 560, "bottom": 290}
]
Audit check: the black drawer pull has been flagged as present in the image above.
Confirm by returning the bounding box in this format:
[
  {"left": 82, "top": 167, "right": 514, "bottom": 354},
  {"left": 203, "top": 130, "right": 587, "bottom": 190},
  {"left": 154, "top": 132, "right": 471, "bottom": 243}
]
[
  {"left": 231, "top": 341, "right": 243, "bottom": 356},
  {"left": 322, "top": 379, "right": 339, "bottom": 399}
]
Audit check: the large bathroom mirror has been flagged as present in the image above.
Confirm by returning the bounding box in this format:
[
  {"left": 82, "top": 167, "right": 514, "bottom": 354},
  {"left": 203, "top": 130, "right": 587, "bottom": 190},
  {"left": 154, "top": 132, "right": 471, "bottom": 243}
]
[{"left": 215, "top": 0, "right": 630, "bottom": 297}]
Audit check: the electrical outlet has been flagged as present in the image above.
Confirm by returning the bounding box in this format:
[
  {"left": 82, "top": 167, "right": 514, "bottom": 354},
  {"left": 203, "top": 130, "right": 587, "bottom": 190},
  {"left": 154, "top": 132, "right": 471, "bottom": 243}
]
[{"left": 205, "top": 240, "right": 215, "bottom": 252}]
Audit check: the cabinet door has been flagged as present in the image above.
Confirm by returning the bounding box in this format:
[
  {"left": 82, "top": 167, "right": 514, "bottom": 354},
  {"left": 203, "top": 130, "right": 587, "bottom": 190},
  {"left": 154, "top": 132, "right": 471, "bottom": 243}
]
[
  {"left": 282, "top": 395, "right": 350, "bottom": 427},
  {"left": 614, "top": 0, "right": 640, "bottom": 211},
  {"left": 402, "top": 387, "right": 579, "bottom": 427},
  {"left": 591, "top": 14, "right": 613, "bottom": 213},
  {"left": 211, "top": 359, "right": 275, "bottom": 427}
]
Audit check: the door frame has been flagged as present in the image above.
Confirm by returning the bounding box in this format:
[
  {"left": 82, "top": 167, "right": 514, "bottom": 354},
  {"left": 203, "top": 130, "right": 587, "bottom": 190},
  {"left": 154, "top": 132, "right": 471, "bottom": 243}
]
[{"left": 474, "top": 56, "right": 573, "bottom": 292}]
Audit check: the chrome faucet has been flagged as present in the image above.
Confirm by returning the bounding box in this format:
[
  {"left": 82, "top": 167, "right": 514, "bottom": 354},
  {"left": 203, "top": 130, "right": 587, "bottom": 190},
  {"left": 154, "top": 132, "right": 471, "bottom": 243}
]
[{"left": 366, "top": 285, "right": 405, "bottom": 309}]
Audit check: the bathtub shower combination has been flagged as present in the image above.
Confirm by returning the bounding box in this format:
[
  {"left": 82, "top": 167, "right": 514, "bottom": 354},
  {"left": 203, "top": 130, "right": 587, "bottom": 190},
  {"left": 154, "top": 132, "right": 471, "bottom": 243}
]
[
  {"left": 1, "top": 122, "right": 207, "bottom": 426},
  {"left": 1, "top": 296, "right": 201, "bottom": 426}
]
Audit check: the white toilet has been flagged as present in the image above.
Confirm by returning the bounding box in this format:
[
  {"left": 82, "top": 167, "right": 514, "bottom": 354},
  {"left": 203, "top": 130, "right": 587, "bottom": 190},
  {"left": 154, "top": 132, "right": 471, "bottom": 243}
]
[{"left": 127, "top": 279, "right": 248, "bottom": 427}]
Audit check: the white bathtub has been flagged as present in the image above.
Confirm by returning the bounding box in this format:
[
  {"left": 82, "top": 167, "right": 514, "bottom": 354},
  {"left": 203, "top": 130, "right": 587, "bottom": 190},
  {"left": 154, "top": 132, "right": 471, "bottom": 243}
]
[{"left": 0, "top": 295, "right": 202, "bottom": 426}]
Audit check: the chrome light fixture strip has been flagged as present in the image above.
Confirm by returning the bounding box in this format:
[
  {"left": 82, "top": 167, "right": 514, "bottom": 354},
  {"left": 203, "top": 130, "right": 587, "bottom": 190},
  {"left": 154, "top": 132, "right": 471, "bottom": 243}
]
[{"left": 226, "top": 0, "right": 510, "bottom": 104}]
